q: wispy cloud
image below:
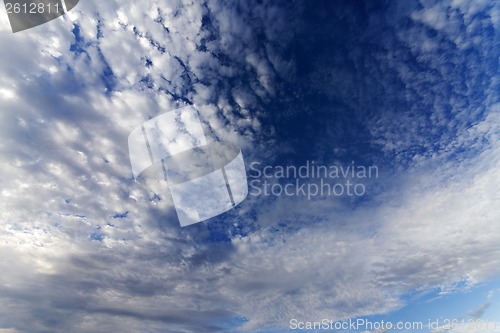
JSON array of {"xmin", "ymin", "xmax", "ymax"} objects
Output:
[{"xmin": 0, "ymin": 0, "xmax": 499, "ymax": 332}]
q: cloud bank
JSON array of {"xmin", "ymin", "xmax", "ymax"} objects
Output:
[{"xmin": 0, "ymin": 0, "xmax": 498, "ymax": 332}]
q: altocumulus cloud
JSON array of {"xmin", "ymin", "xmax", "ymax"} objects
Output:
[{"xmin": 0, "ymin": 0, "xmax": 499, "ymax": 332}]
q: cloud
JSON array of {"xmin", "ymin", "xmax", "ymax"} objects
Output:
[
  {"xmin": 365, "ymin": 0, "xmax": 499, "ymax": 168},
  {"xmin": 0, "ymin": 0, "xmax": 294, "ymax": 331},
  {"xmin": 467, "ymin": 289, "xmax": 500, "ymax": 320},
  {"xmin": 0, "ymin": 0, "xmax": 499, "ymax": 332}
]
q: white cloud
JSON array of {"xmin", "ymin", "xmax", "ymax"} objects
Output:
[{"xmin": 0, "ymin": 0, "xmax": 499, "ymax": 332}]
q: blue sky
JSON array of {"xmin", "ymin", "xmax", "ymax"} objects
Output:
[{"xmin": 0, "ymin": 0, "xmax": 499, "ymax": 332}]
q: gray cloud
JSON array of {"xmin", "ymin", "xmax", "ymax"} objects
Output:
[{"xmin": 0, "ymin": 0, "xmax": 499, "ymax": 332}]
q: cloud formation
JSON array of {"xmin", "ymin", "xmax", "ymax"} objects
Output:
[{"xmin": 0, "ymin": 0, "xmax": 499, "ymax": 332}]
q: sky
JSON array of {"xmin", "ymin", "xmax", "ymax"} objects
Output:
[{"xmin": 0, "ymin": 0, "xmax": 499, "ymax": 332}]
